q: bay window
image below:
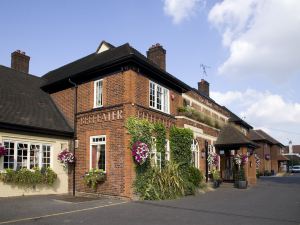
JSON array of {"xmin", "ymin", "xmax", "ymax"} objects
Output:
[
  {"xmin": 149, "ymin": 81, "xmax": 169, "ymax": 113},
  {"xmin": 3, "ymin": 141, "xmax": 52, "ymax": 170}
]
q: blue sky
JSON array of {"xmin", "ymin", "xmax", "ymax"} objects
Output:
[{"xmin": 1, "ymin": 0, "xmax": 299, "ymax": 144}]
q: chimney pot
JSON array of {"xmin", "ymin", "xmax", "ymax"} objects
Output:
[
  {"xmin": 147, "ymin": 43, "xmax": 166, "ymax": 70},
  {"xmin": 11, "ymin": 50, "xmax": 30, "ymax": 74},
  {"xmin": 198, "ymin": 79, "xmax": 210, "ymax": 97}
]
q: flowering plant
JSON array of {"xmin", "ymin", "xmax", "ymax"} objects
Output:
[
  {"xmin": 255, "ymin": 154, "xmax": 261, "ymax": 169},
  {"xmin": 265, "ymin": 154, "xmax": 270, "ymax": 160},
  {"xmin": 0, "ymin": 143, "xmax": 7, "ymax": 157},
  {"xmin": 207, "ymin": 152, "xmax": 219, "ymax": 166},
  {"xmin": 57, "ymin": 149, "xmax": 75, "ymax": 167},
  {"xmin": 132, "ymin": 141, "xmax": 150, "ymax": 165},
  {"xmin": 234, "ymin": 154, "xmax": 248, "ymax": 166}
]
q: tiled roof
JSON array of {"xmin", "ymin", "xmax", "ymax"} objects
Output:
[
  {"xmin": 0, "ymin": 65, "xmax": 73, "ymax": 136},
  {"xmin": 215, "ymin": 124, "xmax": 258, "ymax": 149},
  {"xmin": 42, "ymin": 42, "xmax": 191, "ymax": 93},
  {"xmin": 250, "ymin": 129, "xmax": 283, "ymax": 146}
]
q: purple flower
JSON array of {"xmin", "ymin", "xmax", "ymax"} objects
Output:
[{"xmin": 0, "ymin": 144, "xmax": 7, "ymax": 157}]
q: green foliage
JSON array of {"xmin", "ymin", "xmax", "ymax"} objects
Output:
[
  {"xmin": 170, "ymin": 126, "xmax": 193, "ymax": 171},
  {"xmin": 187, "ymin": 166, "xmax": 204, "ymax": 187},
  {"xmin": 135, "ymin": 162, "xmax": 185, "ymax": 200},
  {"xmin": 84, "ymin": 169, "xmax": 106, "ymax": 190},
  {"xmin": 211, "ymin": 169, "xmax": 221, "ymax": 181},
  {"xmin": 153, "ymin": 122, "xmax": 167, "ymax": 168},
  {"xmin": 125, "ymin": 117, "xmax": 153, "ymax": 174},
  {"xmin": 238, "ymin": 167, "xmax": 246, "ymax": 181},
  {"xmin": 177, "ymin": 106, "xmax": 223, "ymax": 129},
  {"xmin": 0, "ymin": 167, "xmax": 57, "ymax": 187}
]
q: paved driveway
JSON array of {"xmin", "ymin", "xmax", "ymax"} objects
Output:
[{"xmin": 0, "ymin": 174, "xmax": 299, "ymax": 225}]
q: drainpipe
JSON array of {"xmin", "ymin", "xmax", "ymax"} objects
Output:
[
  {"xmin": 205, "ymin": 140, "xmax": 209, "ymax": 183},
  {"xmin": 68, "ymin": 78, "xmax": 78, "ymax": 196}
]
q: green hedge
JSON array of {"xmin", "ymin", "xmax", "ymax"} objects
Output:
[{"xmin": 0, "ymin": 167, "xmax": 57, "ymax": 187}]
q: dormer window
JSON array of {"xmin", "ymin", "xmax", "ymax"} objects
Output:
[
  {"xmin": 149, "ymin": 81, "xmax": 169, "ymax": 114},
  {"xmin": 94, "ymin": 79, "xmax": 103, "ymax": 108}
]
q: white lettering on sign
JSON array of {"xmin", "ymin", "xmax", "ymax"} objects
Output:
[
  {"xmin": 137, "ymin": 110, "xmax": 173, "ymax": 128},
  {"xmin": 79, "ymin": 110, "xmax": 123, "ymax": 125}
]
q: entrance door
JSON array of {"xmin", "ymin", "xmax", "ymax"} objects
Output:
[{"xmin": 220, "ymin": 150, "xmax": 236, "ymax": 182}]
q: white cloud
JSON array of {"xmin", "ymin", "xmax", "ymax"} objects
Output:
[
  {"xmin": 163, "ymin": 0, "xmax": 204, "ymax": 24},
  {"xmin": 211, "ymin": 89, "xmax": 300, "ymax": 144},
  {"xmin": 208, "ymin": 0, "xmax": 300, "ymax": 81}
]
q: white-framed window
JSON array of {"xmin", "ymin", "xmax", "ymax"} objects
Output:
[
  {"xmin": 165, "ymin": 139, "xmax": 170, "ymax": 161},
  {"xmin": 150, "ymin": 137, "xmax": 161, "ymax": 169},
  {"xmin": 94, "ymin": 79, "xmax": 103, "ymax": 108},
  {"xmin": 3, "ymin": 140, "xmax": 52, "ymax": 170},
  {"xmin": 90, "ymin": 135, "xmax": 106, "ymax": 171},
  {"xmin": 149, "ymin": 81, "xmax": 170, "ymax": 114},
  {"xmin": 191, "ymin": 139, "xmax": 200, "ymax": 169}
]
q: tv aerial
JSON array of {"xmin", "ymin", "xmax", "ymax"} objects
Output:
[{"xmin": 200, "ymin": 64, "xmax": 210, "ymax": 76}]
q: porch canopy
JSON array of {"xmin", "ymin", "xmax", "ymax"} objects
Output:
[{"xmin": 215, "ymin": 125, "xmax": 258, "ymax": 150}]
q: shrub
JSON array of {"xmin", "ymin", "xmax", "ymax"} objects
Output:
[
  {"xmin": 211, "ymin": 169, "xmax": 221, "ymax": 181},
  {"xmin": 177, "ymin": 106, "xmax": 223, "ymax": 129},
  {"xmin": 0, "ymin": 167, "xmax": 57, "ymax": 187},
  {"xmin": 187, "ymin": 166, "xmax": 204, "ymax": 188},
  {"xmin": 135, "ymin": 162, "xmax": 185, "ymax": 200},
  {"xmin": 170, "ymin": 126, "xmax": 193, "ymax": 172}
]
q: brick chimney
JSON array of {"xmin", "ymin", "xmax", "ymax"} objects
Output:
[
  {"xmin": 11, "ymin": 50, "xmax": 30, "ymax": 74},
  {"xmin": 147, "ymin": 43, "xmax": 166, "ymax": 70},
  {"xmin": 198, "ymin": 79, "xmax": 209, "ymax": 97}
]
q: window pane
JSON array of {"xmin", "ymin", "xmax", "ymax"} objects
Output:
[
  {"xmin": 4, "ymin": 141, "xmax": 14, "ymax": 169},
  {"xmin": 150, "ymin": 82, "xmax": 155, "ymax": 107},
  {"xmin": 30, "ymin": 144, "xmax": 40, "ymax": 169},
  {"xmin": 98, "ymin": 144, "xmax": 105, "ymax": 170},
  {"xmin": 42, "ymin": 145, "xmax": 51, "ymax": 168},
  {"xmin": 95, "ymin": 80, "xmax": 103, "ymax": 107},
  {"xmin": 17, "ymin": 143, "xmax": 28, "ymax": 170},
  {"xmin": 156, "ymin": 86, "xmax": 162, "ymax": 110},
  {"xmin": 163, "ymin": 88, "xmax": 169, "ymax": 113}
]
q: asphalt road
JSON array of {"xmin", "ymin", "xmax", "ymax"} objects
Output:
[{"xmin": 0, "ymin": 174, "xmax": 299, "ymax": 225}]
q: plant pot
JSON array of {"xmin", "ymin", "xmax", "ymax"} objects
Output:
[
  {"xmin": 238, "ymin": 180, "xmax": 247, "ymax": 189},
  {"xmin": 213, "ymin": 180, "xmax": 219, "ymax": 188}
]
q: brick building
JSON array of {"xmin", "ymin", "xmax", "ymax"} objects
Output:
[
  {"xmin": 39, "ymin": 41, "xmax": 259, "ymax": 198},
  {"xmin": 249, "ymin": 130, "xmax": 289, "ymax": 174}
]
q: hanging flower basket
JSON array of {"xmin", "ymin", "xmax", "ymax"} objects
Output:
[
  {"xmin": 255, "ymin": 154, "xmax": 261, "ymax": 169},
  {"xmin": 57, "ymin": 149, "xmax": 75, "ymax": 168},
  {"xmin": 265, "ymin": 154, "xmax": 270, "ymax": 160},
  {"xmin": 234, "ymin": 154, "xmax": 248, "ymax": 166},
  {"xmin": 132, "ymin": 141, "xmax": 150, "ymax": 165},
  {"xmin": 0, "ymin": 143, "xmax": 7, "ymax": 157},
  {"xmin": 207, "ymin": 152, "xmax": 219, "ymax": 167}
]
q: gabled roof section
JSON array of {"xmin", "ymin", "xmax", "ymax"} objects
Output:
[
  {"xmin": 96, "ymin": 41, "xmax": 115, "ymax": 54},
  {"xmin": 0, "ymin": 65, "xmax": 73, "ymax": 137},
  {"xmin": 41, "ymin": 42, "xmax": 191, "ymax": 93},
  {"xmin": 215, "ymin": 124, "xmax": 258, "ymax": 149},
  {"xmin": 250, "ymin": 129, "xmax": 284, "ymax": 147}
]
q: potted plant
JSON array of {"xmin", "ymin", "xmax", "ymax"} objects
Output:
[
  {"xmin": 237, "ymin": 167, "xmax": 247, "ymax": 189},
  {"xmin": 211, "ymin": 169, "xmax": 221, "ymax": 188},
  {"xmin": 84, "ymin": 169, "xmax": 106, "ymax": 190},
  {"xmin": 234, "ymin": 154, "xmax": 248, "ymax": 189},
  {"xmin": 57, "ymin": 149, "xmax": 75, "ymax": 168}
]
